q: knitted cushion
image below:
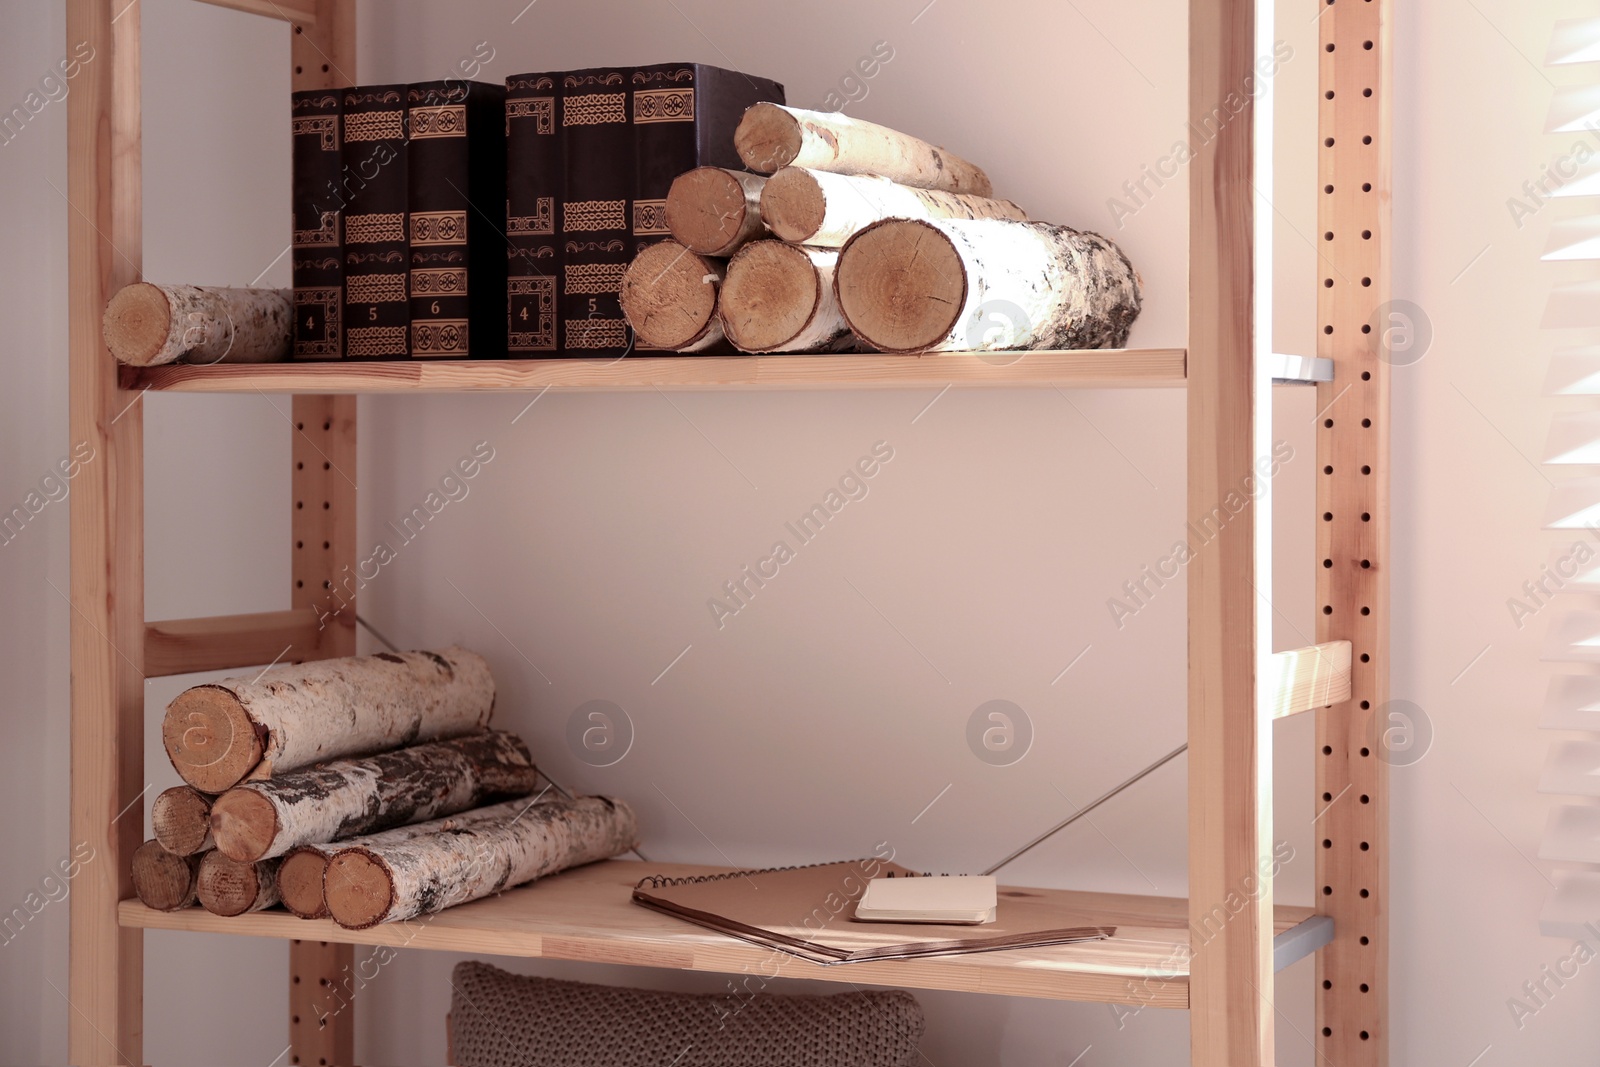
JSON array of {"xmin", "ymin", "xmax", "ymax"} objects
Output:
[{"xmin": 449, "ymin": 961, "xmax": 925, "ymax": 1067}]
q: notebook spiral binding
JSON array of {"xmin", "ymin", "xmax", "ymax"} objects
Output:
[{"xmin": 634, "ymin": 858, "xmax": 897, "ymax": 891}]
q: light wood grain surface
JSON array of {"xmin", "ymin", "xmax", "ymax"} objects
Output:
[
  {"xmin": 121, "ymin": 860, "xmax": 1317, "ymax": 1010},
  {"xmin": 130, "ymin": 349, "xmax": 1188, "ymax": 393}
]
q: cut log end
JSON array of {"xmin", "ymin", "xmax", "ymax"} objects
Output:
[
  {"xmin": 150, "ymin": 786, "xmax": 214, "ymax": 856},
  {"xmin": 665, "ymin": 168, "xmax": 754, "ymax": 255},
  {"xmin": 277, "ymin": 847, "xmax": 330, "ymax": 920},
  {"xmin": 196, "ymin": 851, "xmax": 277, "ymax": 917},
  {"xmin": 101, "ymin": 283, "xmax": 172, "ymax": 367},
  {"xmin": 210, "ymin": 787, "xmax": 281, "ymax": 863},
  {"xmin": 162, "ymin": 685, "xmax": 264, "ymax": 794},
  {"xmin": 733, "ymin": 102, "xmax": 801, "ymax": 174},
  {"xmin": 758, "ymin": 167, "xmax": 826, "ymax": 245},
  {"xmin": 835, "ymin": 219, "xmax": 966, "ymax": 352},
  {"xmin": 131, "ymin": 840, "xmax": 200, "ymax": 912},
  {"xmin": 620, "ymin": 241, "xmax": 722, "ymax": 350},
  {"xmin": 720, "ymin": 242, "xmax": 826, "ymax": 353},
  {"xmin": 324, "ymin": 848, "xmax": 394, "ymax": 930}
]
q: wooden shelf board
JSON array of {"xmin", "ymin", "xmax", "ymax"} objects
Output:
[
  {"xmin": 119, "ymin": 859, "xmax": 1314, "ymax": 1008},
  {"xmin": 126, "ymin": 349, "xmax": 1188, "ymax": 394}
]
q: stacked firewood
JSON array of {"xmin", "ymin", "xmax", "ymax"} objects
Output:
[
  {"xmin": 620, "ymin": 102, "xmax": 1142, "ymax": 356},
  {"xmin": 130, "ymin": 646, "xmax": 639, "ymax": 929}
]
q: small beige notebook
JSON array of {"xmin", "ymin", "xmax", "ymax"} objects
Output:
[
  {"xmin": 855, "ymin": 875, "xmax": 998, "ymax": 924},
  {"xmin": 632, "ymin": 860, "xmax": 1112, "ymax": 965}
]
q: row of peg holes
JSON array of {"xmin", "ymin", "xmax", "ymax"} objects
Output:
[
  {"xmin": 293, "ymin": 420, "xmax": 334, "ymax": 590},
  {"xmin": 289, "ymin": 940, "xmax": 335, "ymax": 1066},
  {"xmin": 1320, "ymin": 3, "xmax": 1381, "ymax": 1047}
]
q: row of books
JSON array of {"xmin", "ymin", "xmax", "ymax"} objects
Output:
[{"xmin": 290, "ymin": 64, "xmax": 783, "ymax": 361}]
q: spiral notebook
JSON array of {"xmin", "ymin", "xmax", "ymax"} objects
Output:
[{"xmin": 631, "ymin": 859, "xmax": 1114, "ymax": 965}]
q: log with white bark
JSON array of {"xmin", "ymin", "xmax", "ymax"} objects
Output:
[
  {"xmin": 196, "ymin": 852, "xmax": 282, "ymax": 916},
  {"xmin": 151, "ymin": 786, "xmax": 214, "ymax": 856},
  {"xmin": 734, "ymin": 103, "xmax": 993, "ymax": 197},
  {"xmin": 718, "ymin": 241, "xmax": 852, "ymax": 354},
  {"xmin": 665, "ymin": 167, "xmax": 768, "ymax": 256},
  {"xmin": 277, "ymin": 845, "xmax": 331, "ymax": 919},
  {"xmin": 161, "ymin": 646, "xmax": 495, "ymax": 794},
  {"xmin": 131, "ymin": 840, "xmax": 201, "ymax": 912},
  {"xmin": 102, "ymin": 282, "xmax": 292, "ymax": 367},
  {"xmin": 210, "ymin": 730, "xmax": 540, "ymax": 862},
  {"xmin": 760, "ymin": 166, "xmax": 1028, "ymax": 248},
  {"xmin": 323, "ymin": 795, "xmax": 639, "ymax": 929},
  {"xmin": 619, "ymin": 241, "xmax": 728, "ymax": 353},
  {"xmin": 834, "ymin": 218, "xmax": 1142, "ymax": 353}
]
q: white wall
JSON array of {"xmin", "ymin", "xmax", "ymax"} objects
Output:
[{"xmin": 0, "ymin": 0, "xmax": 1589, "ymax": 1063}]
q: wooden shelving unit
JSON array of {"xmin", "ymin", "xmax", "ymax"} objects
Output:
[{"xmin": 65, "ymin": 0, "xmax": 1392, "ymax": 1063}]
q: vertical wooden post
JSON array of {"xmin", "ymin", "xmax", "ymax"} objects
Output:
[
  {"xmin": 289, "ymin": 4, "xmax": 358, "ymax": 1065},
  {"xmin": 67, "ymin": 0, "xmax": 144, "ymax": 1063},
  {"xmin": 1315, "ymin": 0, "xmax": 1391, "ymax": 1061},
  {"xmin": 1188, "ymin": 0, "xmax": 1275, "ymax": 1062}
]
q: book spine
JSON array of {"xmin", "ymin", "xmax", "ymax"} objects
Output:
[
  {"xmin": 560, "ymin": 68, "xmax": 633, "ymax": 357},
  {"xmin": 405, "ymin": 81, "xmax": 506, "ymax": 359},
  {"xmin": 466, "ymin": 85, "xmax": 508, "ymax": 357},
  {"xmin": 505, "ymin": 72, "xmax": 561, "ymax": 354},
  {"xmin": 342, "ymin": 85, "xmax": 410, "ymax": 360},
  {"xmin": 290, "ymin": 89, "xmax": 344, "ymax": 360},
  {"xmin": 629, "ymin": 64, "xmax": 699, "ymax": 352}
]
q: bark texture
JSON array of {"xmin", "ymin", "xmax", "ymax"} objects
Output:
[
  {"xmin": 151, "ymin": 786, "xmax": 214, "ymax": 855},
  {"xmin": 719, "ymin": 242, "xmax": 851, "ymax": 354},
  {"xmin": 665, "ymin": 167, "xmax": 768, "ymax": 256},
  {"xmin": 619, "ymin": 241, "xmax": 727, "ymax": 353},
  {"xmin": 102, "ymin": 282, "xmax": 292, "ymax": 367},
  {"xmin": 760, "ymin": 166, "xmax": 1028, "ymax": 247},
  {"xmin": 162, "ymin": 646, "xmax": 495, "ymax": 794},
  {"xmin": 835, "ymin": 218, "xmax": 1142, "ymax": 353},
  {"xmin": 734, "ymin": 103, "xmax": 993, "ymax": 196},
  {"xmin": 131, "ymin": 840, "xmax": 201, "ymax": 912},
  {"xmin": 210, "ymin": 730, "xmax": 539, "ymax": 862},
  {"xmin": 323, "ymin": 795, "xmax": 638, "ymax": 929},
  {"xmin": 196, "ymin": 852, "xmax": 282, "ymax": 916}
]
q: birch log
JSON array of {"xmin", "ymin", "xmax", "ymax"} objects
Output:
[
  {"xmin": 835, "ymin": 218, "xmax": 1143, "ymax": 353},
  {"xmin": 210, "ymin": 730, "xmax": 540, "ymax": 862},
  {"xmin": 719, "ymin": 242, "xmax": 851, "ymax": 354},
  {"xmin": 734, "ymin": 103, "xmax": 993, "ymax": 197},
  {"xmin": 277, "ymin": 845, "xmax": 331, "ymax": 919},
  {"xmin": 151, "ymin": 786, "xmax": 214, "ymax": 855},
  {"xmin": 280, "ymin": 813, "xmax": 475, "ymax": 919},
  {"xmin": 619, "ymin": 241, "xmax": 727, "ymax": 353},
  {"xmin": 162, "ymin": 646, "xmax": 495, "ymax": 794},
  {"xmin": 196, "ymin": 852, "xmax": 282, "ymax": 916},
  {"xmin": 102, "ymin": 282, "xmax": 292, "ymax": 367},
  {"xmin": 665, "ymin": 167, "xmax": 768, "ymax": 256},
  {"xmin": 323, "ymin": 795, "xmax": 639, "ymax": 929},
  {"xmin": 131, "ymin": 840, "xmax": 201, "ymax": 912},
  {"xmin": 760, "ymin": 167, "xmax": 1028, "ymax": 247}
]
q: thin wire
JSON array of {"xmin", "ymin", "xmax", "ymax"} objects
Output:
[
  {"xmin": 982, "ymin": 743, "xmax": 1187, "ymax": 876},
  {"xmin": 356, "ymin": 613, "xmax": 649, "ymax": 862},
  {"xmin": 355, "ymin": 613, "xmax": 402, "ymax": 654}
]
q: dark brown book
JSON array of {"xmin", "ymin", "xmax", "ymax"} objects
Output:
[
  {"xmin": 342, "ymin": 84, "xmax": 409, "ymax": 359},
  {"xmin": 405, "ymin": 80, "xmax": 506, "ymax": 359},
  {"xmin": 505, "ymin": 71, "xmax": 561, "ymax": 354},
  {"xmin": 629, "ymin": 62, "xmax": 783, "ymax": 243},
  {"xmin": 560, "ymin": 67, "xmax": 633, "ymax": 357},
  {"xmin": 290, "ymin": 89, "xmax": 343, "ymax": 360}
]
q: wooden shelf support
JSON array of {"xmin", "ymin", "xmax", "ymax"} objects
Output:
[
  {"xmin": 144, "ymin": 608, "xmax": 326, "ymax": 678},
  {"xmin": 1269, "ymin": 641, "xmax": 1354, "ymax": 719}
]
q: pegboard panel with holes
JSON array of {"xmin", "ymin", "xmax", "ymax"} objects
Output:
[
  {"xmin": 289, "ymin": 939, "xmax": 356, "ymax": 1067},
  {"xmin": 1315, "ymin": 0, "xmax": 1391, "ymax": 1063},
  {"xmin": 288, "ymin": 11, "xmax": 359, "ymax": 1057}
]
